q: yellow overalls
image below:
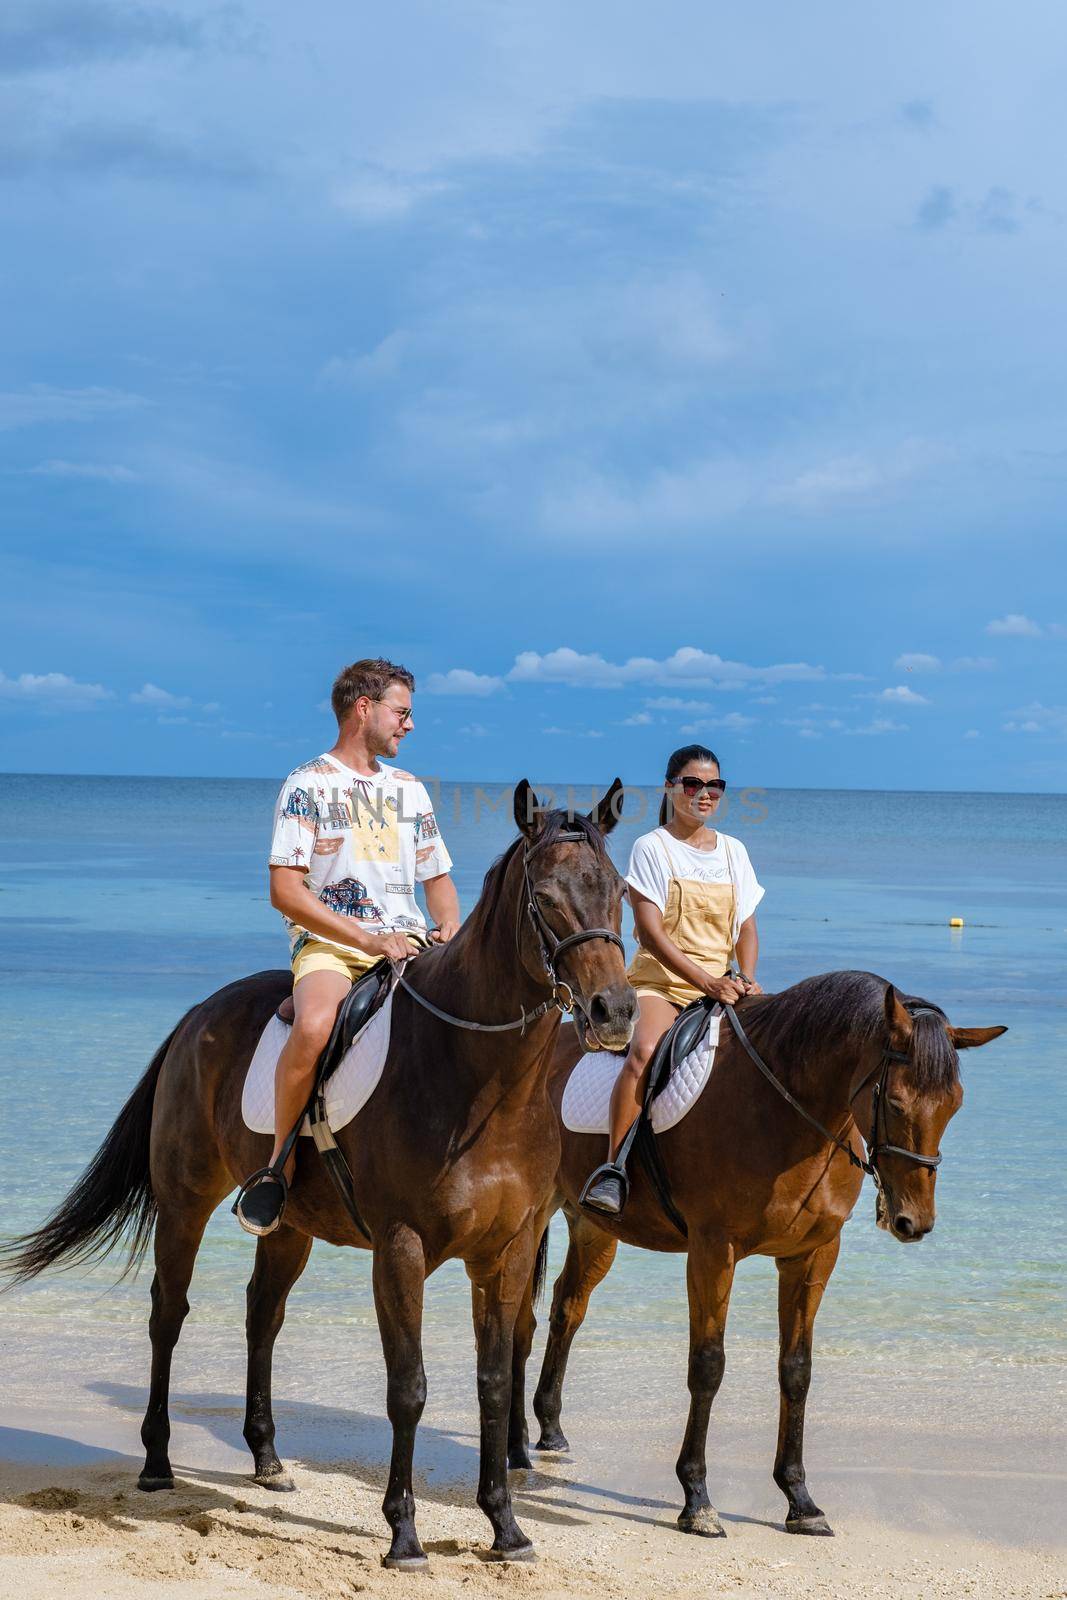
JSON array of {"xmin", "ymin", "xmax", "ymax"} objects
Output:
[{"xmin": 627, "ymin": 877, "xmax": 736, "ymax": 1008}]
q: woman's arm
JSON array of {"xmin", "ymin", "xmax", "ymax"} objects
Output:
[
  {"xmin": 735, "ymin": 913, "xmax": 762, "ymax": 993},
  {"xmin": 631, "ymin": 889, "xmax": 745, "ymax": 1003}
]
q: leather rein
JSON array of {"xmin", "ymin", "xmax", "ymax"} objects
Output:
[
  {"xmin": 722, "ymin": 1001, "xmax": 945, "ymax": 1185},
  {"xmin": 391, "ymin": 830, "xmax": 624, "ymax": 1035}
]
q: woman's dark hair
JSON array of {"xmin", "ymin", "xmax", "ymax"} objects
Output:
[{"xmin": 659, "ymin": 743, "xmax": 719, "ymax": 826}]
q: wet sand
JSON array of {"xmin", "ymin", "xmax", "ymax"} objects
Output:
[{"xmin": 1, "ymin": 1307, "xmax": 1063, "ymax": 1599}]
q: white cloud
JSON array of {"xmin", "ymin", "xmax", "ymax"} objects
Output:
[
  {"xmin": 963, "ymin": 729, "xmax": 981, "ymax": 739},
  {"xmin": 424, "ymin": 667, "xmax": 505, "ymax": 697},
  {"xmin": 894, "ymin": 652, "xmax": 941, "ymax": 673},
  {"xmin": 541, "ymin": 725, "xmax": 604, "ymax": 738},
  {"xmin": 541, "ymin": 457, "xmax": 750, "ymax": 535},
  {"xmin": 986, "ymin": 613, "xmax": 1042, "ymax": 637},
  {"xmin": 0, "ymin": 669, "xmax": 112, "ymax": 708},
  {"xmin": 876, "ymin": 685, "xmax": 930, "ymax": 705},
  {"xmin": 1002, "ymin": 702, "xmax": 1067, "ymax": 737},
  {"xmin": 28, "ymin": 459, "xmax": 139, "ymax": 482},
  {"xmin": 621, "ymin": 711, "xmax": 653, "ymax": 725},
  {"xmin": 767, "ymin": 442, "xmax": 941, "ymax": 512},
  {"xmin": 131, "ymin": 682, "xmax": 192, "ymax": 709},
  {"xmin": 643, "ymin": 696, "xmax": 715, "ymax": 713},
  {"xmin": 333, "ymin": 171, "xmax": 448, "ymax": 222},
  {"xmin": 679, "ymin": 712, "xmax": 756, "ymax": 734},
  {"xmin": 951, "ymin": 656, "xmax": 996, "ymax": 672},
  {"xmin": 0, "ymin": 385, "xmax": 147, "ymax": 430},
  {"xmin": 319, "ymin": 331, "xmax": 412, "ymax": 387},
  {"xmin": 459, "ymin": 722, "xmax": 489, "ymax": 737},
  {"xmin": 846, "ymin": 717, "xmax": 908, "ymax": 736},
  {"xmin": 507, "ymin": 646, "xmax": 824, "ymax": 690}
]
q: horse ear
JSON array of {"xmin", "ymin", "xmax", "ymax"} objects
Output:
[
  {"xmin": 883, "ymin": 983, "xmax": 913, "ymax": 1049},
  {"xmin": 950, "ymin": 1025, "xmax": 1008, "ymax": 1049},
  {"xmin": 513, "ymin": 779, "xmax": 542, "ymax": 840},
  {"xmin": 588, "ymin": 777, "xmax": 625, "ymax": 835}
]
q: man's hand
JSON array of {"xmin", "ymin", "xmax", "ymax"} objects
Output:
[
  {"xmin": 365, "ymin": 930, "xmax": 416, "ymax": 963},
  {"xmin": 429, "ymin": 920, "xmax": 460, "ymax": 944},
  {"xmin": 739, "ymin": 976, "xmax": 763, "ymax": 995}
]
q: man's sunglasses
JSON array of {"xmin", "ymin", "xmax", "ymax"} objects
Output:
[
  {"xmin": 671, "ymin": 776, "xmax": 727, "ymax": 797},
  {"xmin": 375, "ymin": 699, "xmax": 414, "ymax": 727}
]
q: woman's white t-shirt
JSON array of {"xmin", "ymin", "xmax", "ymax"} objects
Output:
[{"xmin": 625, "ymin": 827, "xmax": 764, "ymax": 940}]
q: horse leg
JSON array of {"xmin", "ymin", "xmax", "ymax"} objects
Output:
[
  {"xmin": 243, "ymin": 1224, "xmax": 314, "ymax": 1490},
  {"xmin": 372, "ymin": 1226, "xmax": 429, "ymax": 1570},
  {"xmin": 469, "ymin": 1238, "xmax": 538, "ymax": 1559},
  {"xmin": 507, "ymin": 1262, "xmax": 536, "ymax": 1471},
  {"xmin": 138, "ymin": 1196, "xmax": 218, "ymax": 1489},
  {"xmin": 675, "ymin": 1231, "xmax": 736, "ymax": 1537},
  {"xmin": 773, "ymin": 1236, "xmax": 840, "ymax": 1536},
  {"xmin": 532, "ymin": 1206, "xmax": 618, "ymax": 1452}
]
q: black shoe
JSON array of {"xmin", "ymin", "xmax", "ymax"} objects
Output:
[
  {"xmin": 233, "ymin": 1168, "xmax": 288, "ymax": 1237},
  {"xmin": 579, "ymin": 1162, "xmax": 629, "ymax": 1217}
]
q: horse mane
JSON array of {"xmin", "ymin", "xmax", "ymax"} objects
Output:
[
  {"xmin": 739, "ymin": 970, "xmax": 958, "ymax": 1092},
  {"xmin": 462, "ymin": 809, "xmax": 610, "ymax": 947}
]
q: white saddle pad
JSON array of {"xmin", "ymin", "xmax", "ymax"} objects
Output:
[
  {"xmin": 561, "ymin": 1013, "xmax": 721, "ymax": 1136},
  {"xmin": 241, "ymin": 992, "xmax": 394, "ymax": 1136}
]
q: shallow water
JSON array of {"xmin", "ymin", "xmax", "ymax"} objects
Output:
[{"xmin": 2, "ymin": 775, "xmax": 1064, "ymax": 1374}]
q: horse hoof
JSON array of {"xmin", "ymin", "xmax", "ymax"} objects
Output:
[
  {"xmin": 381, "ymin": 1552, "xmax": 429, "ymax": 1571},
  {"xmin": 508, "ymin": 1449, "xmax": 533, "ymax": 1471},
  {"xmin": 786, "ymin": 1514, "xmax": 834, "ymax": 1537},
  {"xmin": 254, "ymin": 1471, "xmax": 296, "ymax": 1492},
  {"xmin": 487, "ymin": 1540, "xmax": 536, "ymax": 1563},
  {"xmin": 533, "ymin": 1432, "xmax": 569, "ymax": 1453},
  {"xmin": 137, "ymin": 1474, "xmax": 175, "ymax": 1492},
  {"xmin": 678, "ymin": 1508, "xmax": 726, "ymax": 1538}
]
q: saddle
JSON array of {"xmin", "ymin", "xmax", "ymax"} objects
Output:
[
  {"xmin": 646, "ymin": 997, "xmax": 718, "ymax": 1105},
  {"xmin": 276, "ymin": 959, "xmax": 393, "ymax": 1084}
]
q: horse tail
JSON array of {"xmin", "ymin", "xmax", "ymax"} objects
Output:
[
  {"xmin": 532, "ymin": 1223, "xmax": 550, "ymax": 1309},
  {"xmin": 1, "ymin": 1011, "xmax": 192, "ymax": 1286}
]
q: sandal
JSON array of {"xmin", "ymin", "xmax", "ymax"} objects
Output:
[{"xmin": 232, "ymin": 1166, "xmax": 289, "ymax": 1237}]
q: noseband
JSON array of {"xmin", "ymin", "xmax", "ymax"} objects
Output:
[
  {"xmin": 723, "ymin": 999, "xmax": 945, "ymax": 1185},
  {"xmin": 392, "ymin": 829, "xmax": 623, "ymax": 1035}
]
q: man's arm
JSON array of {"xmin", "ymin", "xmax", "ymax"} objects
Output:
[
  {"xmin": 269, "ymin": 866, "xmax": 412, "ymax": 961},
  {"xmin": 423, "ymin": 872, "xmax": 460, "ymax": 942}
]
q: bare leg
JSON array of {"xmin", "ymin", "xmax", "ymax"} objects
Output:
[
  {"xmin": 533, "ymin": 1206, "xmax": 618, "ymax": 1452},
  {"xmin": 675, "ymin": 1230, "xmax": 736, "ymax": 1537},
  {"xmin": 373, "ymin": 1225, "xmax": 429, "ymax": 1570},
  {"xmin": 606, "ymin": 993, "xmax": 679, "ymax": 1159},
  {"xmin": 139, "ymin": 1196, "xmax": 220, "ymax": 1489},
  {"xmin": 469, "ymin": 1238, "xmax": 538, "ymax": 1558},
  {"xmin": 269, "ymin": 969, "xmax": 350, "ymax": 1178},
  {"xmin": 773, "ymin": 1237, "xmax": 840, "ymax": 1536},
  {"xmin": 243, "ymin": 1225, "xmax": 314, "ymax": 1489}
]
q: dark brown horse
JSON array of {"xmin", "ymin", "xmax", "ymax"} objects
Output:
[
  {"xmin": 511, "ymin": 972, "xmax": 1005, "ymax": 1536},
  {"xmin": 3, "ymin": 781, "xmax": 636, "ymax": 1568}
]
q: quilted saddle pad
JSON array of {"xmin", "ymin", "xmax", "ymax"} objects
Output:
[
  {"xmin": 561, "ymin": 1012, "xmax": 721, "ymax": 1136},
  {"xmin": 241, "ymin": 991, "xmax": 394, "ymax": 1136}
]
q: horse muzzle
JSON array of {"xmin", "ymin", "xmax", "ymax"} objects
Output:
[{"xmin": 576, "ymin": 983, "xmax": 637, "ymax": 1053}]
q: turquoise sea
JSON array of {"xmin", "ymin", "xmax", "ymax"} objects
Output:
[{"xmin": 2, "ymin": 774, "xmax": 1065, "ymax": 1376}]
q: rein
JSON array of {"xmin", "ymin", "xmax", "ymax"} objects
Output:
[
  {"xmin": 393, "ymin": 830, "xmax": 624, "ymax": 1035},
  {"xmin": 722, "ymin": 1001, "xmax": 945, "ymax": 1184}
]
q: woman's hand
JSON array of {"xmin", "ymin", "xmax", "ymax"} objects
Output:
[{"xmin": 700, "ymin": 973, "xmax": 746, "ymax": 1004}]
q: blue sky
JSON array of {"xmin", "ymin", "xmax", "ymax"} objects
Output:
[{"xmin": 1, "ymin": 1, "xmax": 1065, "ymax": 791}]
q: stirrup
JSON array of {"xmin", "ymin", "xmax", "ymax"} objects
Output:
[
  {"xmin": 232, "ymin": 1165, "xmax": 289, "ymax": 1237},
  {"xmin": 579, "ymin": 1161, "xmax": 629, "ymax": 1218}
]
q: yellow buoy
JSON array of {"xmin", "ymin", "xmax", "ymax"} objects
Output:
[{"xmin": 949, "ymin": 917, "xmax": 964, "ymax": 928}]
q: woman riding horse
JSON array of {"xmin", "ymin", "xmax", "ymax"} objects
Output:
[{"xmin": 582, "ymin": 743, "xmax": 764, "ymax": 1216}]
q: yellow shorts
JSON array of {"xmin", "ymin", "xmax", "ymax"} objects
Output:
[{"xmin": 291, "ymin": 935, "xmax": 423, "ymax": 986}]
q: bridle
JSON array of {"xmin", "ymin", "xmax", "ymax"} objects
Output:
[
  {"xmin": 723, "ymin": 999, "xmax": 945, "ymax": 1186},
  {"xmin": 391, "ymin": 829, "xmax": 624, "ymax": 1035}
]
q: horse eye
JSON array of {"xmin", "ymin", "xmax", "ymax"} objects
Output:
[{"xmin": 887, "ymin": 1097, "xmax": 906, "ymax": 1115}]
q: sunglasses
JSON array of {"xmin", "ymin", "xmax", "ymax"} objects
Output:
[
  {"xmin": 671, "ymin": 776, "xmax": 727, "ymax": 797},
  {"xmin": 375, "ymin": 699, "xmax": 414, "ymax": 727}
]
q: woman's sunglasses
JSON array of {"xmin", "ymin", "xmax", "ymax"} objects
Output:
[{"xmin": 671, "ymin": 776, "xmax": 727, "ymax": 797}]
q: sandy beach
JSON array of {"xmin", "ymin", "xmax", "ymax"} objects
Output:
[{"xmin": 2, "ymin": 1300, "xmax": 1063, "ymax": 1600}]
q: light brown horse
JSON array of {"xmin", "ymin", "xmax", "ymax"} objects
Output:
[
  {"xmin": 3, "ymin": 781, "xmax": 636, "ymax": 1568},
  {"xmin": 511, "ymin": 972, "xmax": 1005, "ymax": 1536}
]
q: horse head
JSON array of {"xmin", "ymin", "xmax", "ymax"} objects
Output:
[
  {"xmin": 512, "ymin": 777, "xmax": 636, "ymax": 1052},
  {"xmin": 857, "ymin": 984, "xmax": 1006, "ymax": 1242}
]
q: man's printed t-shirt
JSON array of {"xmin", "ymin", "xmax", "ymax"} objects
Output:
[{"xmin": 269, "ymin": 754, "xmax": 453, "ymax": 956}]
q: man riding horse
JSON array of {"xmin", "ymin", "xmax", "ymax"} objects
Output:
[{"xmin": 234, "ymin": 656, "xmax": 460, "ymax": 1236}]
